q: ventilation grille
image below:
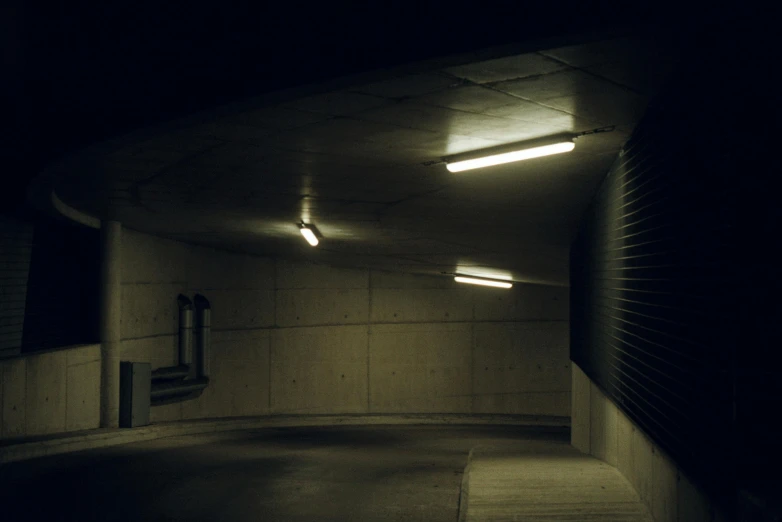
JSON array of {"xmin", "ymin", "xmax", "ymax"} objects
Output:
[
  {"xmin": 570, "ymin": 95, "xmax": 738, "ymax": 495},
  {"xmin": 0, "ymin": 217, "xmax": 34, "ymax": 358}
]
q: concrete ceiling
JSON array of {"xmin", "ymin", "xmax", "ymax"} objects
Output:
[{"xmin": 41, "ymin": 34, "xmax": 675, "ymax": 286}]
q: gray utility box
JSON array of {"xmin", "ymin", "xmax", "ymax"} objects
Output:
[{"xmin": 119, "ymin": 361, "xmax": 151, "ymax": 428}]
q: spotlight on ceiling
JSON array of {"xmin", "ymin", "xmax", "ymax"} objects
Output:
[
  {"xmin": 444, "ymin": 136, "xmax": 575, "ymax": 173},
  {"xmin": 299, "ymin": 223, "xmax": 320, "ymax": 247},
  {"xmin": 454, "ymin": 276, "xmax": 513, "ymax": 289}
]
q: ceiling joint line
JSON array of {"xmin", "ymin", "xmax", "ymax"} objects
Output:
[{"xmin": 536, "ymin": 52, "xmax": 648, "ymax": 96}]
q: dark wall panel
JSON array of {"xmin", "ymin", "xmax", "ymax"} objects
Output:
[
  {"xmin": 571, "ymin": 29, "xmax": 779, "ymax": 504},
  {"xmin": 0, "ymin": 217, "xmax": 34, "ymax": 358}
]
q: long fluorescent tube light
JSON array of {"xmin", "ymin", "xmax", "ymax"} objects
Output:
[
  {"xmin": 299, "ymin": 224, "xmax": 319, "ymax": 246},
  {"xmin": 446, "ymin": 141, "xmax": 575, "ymax": 172},
  {"xmin": 454, "ymin": 276, "xmax": 513, "ymax": 289}
]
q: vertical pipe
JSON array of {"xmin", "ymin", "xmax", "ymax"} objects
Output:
[
  {"xmin": 194, "ymin": 294, "xmax": 210, "ymax": 378},
  {"xmin": 99, "ymin": 220, "xmax": 122, "ymax": 428},
  {"xmin": 199, "ymin": 307, "xmax": 210, "ymax": 378},
  {"xmin": 177, "ymin": 295, "xmax": 193, "ymax": 368}
]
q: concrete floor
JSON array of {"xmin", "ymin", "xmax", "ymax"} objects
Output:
[{"xmin": 0, "ymin": 425, "xmax": 648, "ymax": 521}]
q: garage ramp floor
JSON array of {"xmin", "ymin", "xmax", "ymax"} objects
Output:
[{"xmin": 0, "ymin": 425, "xmax": 651, "ymax": 521}]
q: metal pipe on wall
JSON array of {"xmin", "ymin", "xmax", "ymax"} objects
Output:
[
  {"xmin": 150, "ymin": 295, "xmax": 193, "ymax": 384},
  {"xmin": 148, "ymin": 294, "xmax": 210, "ymax": 405},
  {"xmin": 178, "ymin": 295, "xmax": 193, "ymax": 368},
  {"xmin": 149, "ymin": 294, "xmax": 210, "ymax": 405},
  {"xmin": 150, "ymin": 364, "xmax": 190, "ymax": 381},
  {"xmin": 151, "ymin": 390, "xmax": 206, "ymax": 406},
  {"xmin": 150, "ymin": 376, "xmax": 209, "ymax": 401},
  {"xmin": 194, "ymin": 294, "xmax": 211, "ymax": 379}
]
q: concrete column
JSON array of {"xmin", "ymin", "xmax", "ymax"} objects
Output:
[{"xmin": 99, "ymin": 220, "xmax": 122, "ymax": 428}]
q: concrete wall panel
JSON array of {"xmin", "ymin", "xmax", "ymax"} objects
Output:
[
  {"xmin": 616, "ymin": 406, "xmax": 634, "ymax": 480},
  {"xmin": 1, "ymin": 358, "xmax": 26, "ymax": 437},
  {"xmin": 65, "ymin": 359, "xmax": 101, "ymax": 431},
  {"xmin": 67, "ymin": 344, "xmax": 101, "ymax": 365},
  {"xmin": 150, "ymin": 402, "xmax": 182, "ymax": 423},
  {"xmin": 473, "ymin": 323, "xmax": 569, "ymax": 415},
  {"xmin": 120, "ymin": 336, "xmax": 178, "ymax": 371},
  {"xmin": 473, "ymin": 284, "xmax": 569, "ymax": 321},
  {"xmin": 271, "ymin": 326, "xmax": 368, "ymax": 414},
  {"xmin": 188, "ymin": 246, "xmax": 274, "ymax": 290},
  {"xmin": 65, "ymin": 345, "xmax": 101, "ymax": 432},
  {"xmin": 571, "ymin": 364, "xmax": 591, "ymax": 453},
  {"xmin": 371, "ymin": 288, "xmax": 474, "ymax": 323},
  {"xmin": 588, "ymin": 384, "xmax": 619, "ymax": 465},
  {"xmin": 25, "ymin": 351, "xmax": 67, "ymax": 436},
  {"xmin": 632, "ymin": 426, "xmax": 655, "ymax": 510},
  {"xmin": 121, "ymin": 283, "xmax": 184, "ymax": 339},
  {"xmin": 473, "ymin": 324, "xmax": 526, "ymax": 397},
  {"xmin": 122, "ymin": 229, "xmax": 190, "ymax": 284},
  {"xmin": 0, "ymin": 345, "xmax": 101, "ymax": 440},
  {"xmin": 472, "ymin": 390, "xmax": 570, "ymax": 415},
  {"xmin": 369, "ymin": 323, "xmax": 471, "ymax": 412},
  {"xmin": 589, "ymin": 381, "xmax": 607, "ymax": 462},
  {"xmin": 276, "ymin": 289, "xmax": 369, "ymax": 327},
  {"xmin": 603, "ymin": 395, "xmax": 618, "ymax": 466},
  {"xmin": 183, "ymin": 329, "xmax": 270, "ymax": 419},
  {"xmin": 276, "ymin": 261, "xmax": 367, "ymax": 289},
  {"xmin": 206, "ymin": 289, "xmax": 275, "ymax": 329},
  {"xmin": 651, "ymin": 448, "xmax": 678, "ymax": 522},
  {"xmin": 370, "ymin": 271, "xmax": 451, "ymax": 289},
  {"xmin": 474, "ymin": 323, "xmax": 570, "ymax": 393}
]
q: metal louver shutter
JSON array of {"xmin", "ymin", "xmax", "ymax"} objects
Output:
[{"xmin": 0, "ymin": 217, "xmax": 34, "ymax": 358}]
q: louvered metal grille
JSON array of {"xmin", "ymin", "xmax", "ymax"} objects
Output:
[
  {"xmin": 0, "ymin": 217, "xmax": 34, "ymax": 358},
  {"xmin": 570, "ymin": 91, "xmax": 740, "ymax": 496}
]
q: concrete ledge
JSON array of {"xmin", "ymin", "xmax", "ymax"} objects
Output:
[
  {"xmin": 0, "ymin": 413, "xmax": 569, "ymax": 464},
  {"xmin": 456, "ymin": 440, "xmax": 652, "ymax": 521},
  {"xmin": 457, "ymin": 447, "xmax": 478, "ymax": 522},
  {"xmin": 457, "ymin": 441, "xmax": 573, "ymax": 522}
]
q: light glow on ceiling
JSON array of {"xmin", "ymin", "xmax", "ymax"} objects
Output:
[
  {"xmin": 454, "ymin": 276, "xmax": 513, "ymax": 289},
  {"xmin": 446, "ymin": 141, "xmax": 575, "ymax": 172},
  {"xmin": 299, "ymin": 224, "xmax": 319, "ymax": 246},
  {"xmin": 455, "ymin": 264, "xmax": 513, "ymax": 282}
]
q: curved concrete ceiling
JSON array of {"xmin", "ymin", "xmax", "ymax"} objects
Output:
[{"xmin": 39, "ymin": 34, "xmax": 674, "ymax": 286}]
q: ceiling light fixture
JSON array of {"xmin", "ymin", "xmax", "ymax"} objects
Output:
[
  {"xmin": 299, "ymin": 223, "xmax": 320, "ymax": 247},
  {"xmin": 454, "ymin": 276, "xmax": 513, "ymax": 289},
  {"xmin": 445, "ymin": 139, "xmax": 575, "ymax": 173}
]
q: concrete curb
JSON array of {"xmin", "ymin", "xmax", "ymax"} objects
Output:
[
  {"xmin": 457, "ymin": 446, "xmax": 478, "ymax": 522},
  {"xmin": 0, "ymin": 414, "xmax": 569, "ymax": 464}
]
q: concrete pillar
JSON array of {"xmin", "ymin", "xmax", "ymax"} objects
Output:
[{"xmin": 99, "ymin": 220, "xmax": 122, "ymax": 428}]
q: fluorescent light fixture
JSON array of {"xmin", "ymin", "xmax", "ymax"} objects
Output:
[
  {"xmin": 445, "ymin": 140, "xmax": 575, "ymax": 173},
  {"xmin": 455, "ymin": 264, "xmax": 513, "ymax": 282},
  {"xmin": 454, "ymin": 276, "xmax": 513, "ymax": 289},
  {"xmin": 299, "ymin": 224, "xmax": 319, "ymax": 246}
]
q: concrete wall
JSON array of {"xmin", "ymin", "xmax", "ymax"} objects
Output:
[
  {"xmin": 122, "ymin": 229, "xmax": 571, "ymax": 422},
  {"xmin": 0, "ymin": 228, "xmax": 569, "ymax": 441},
  {"xmin": 571, "ymin": 364, "xmax": 728, "ymax": 522},
  {"xmin": 0, "ymin": 344, "xmax": 101, "ymax": 439}
]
